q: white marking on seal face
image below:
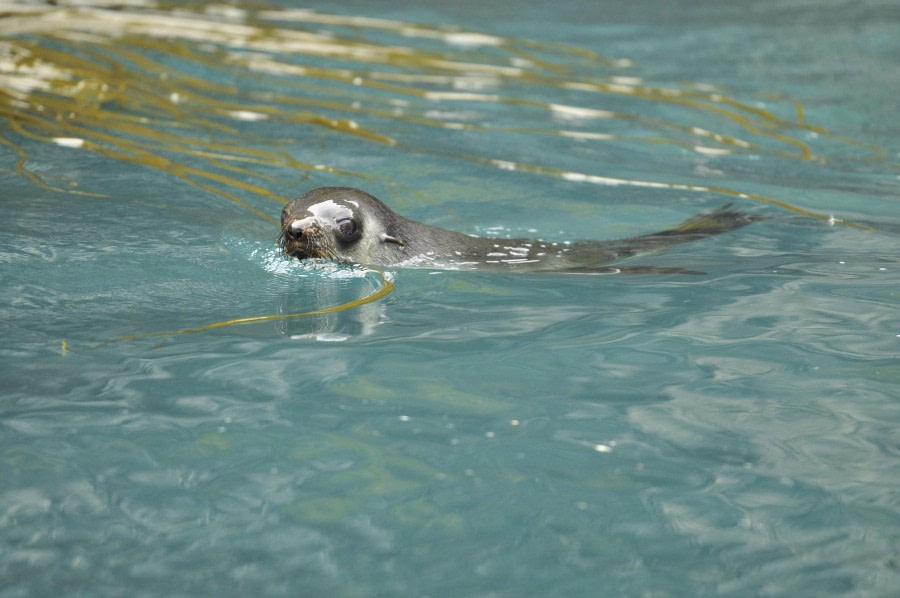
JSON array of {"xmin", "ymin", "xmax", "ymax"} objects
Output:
[
  {"xmin": 305, "ymin": 199, "xmax": 355, "ymax": 226},
  {"xmin": 307, "ymin": 200, "xmax": 340, "ymax": 217}
]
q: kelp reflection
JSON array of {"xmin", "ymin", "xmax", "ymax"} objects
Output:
[{"xmin": 0, "ymin": 1, "xmax": 885, "ymax": 226}]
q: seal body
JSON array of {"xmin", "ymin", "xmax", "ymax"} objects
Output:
[{"xmin": 279, "ymin": 187, "xmax": 761, "ymax": 273}]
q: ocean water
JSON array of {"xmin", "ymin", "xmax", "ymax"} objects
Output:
[{"xmin": 1, "ymin": 1, "xmax": 899, "ymax": 595}]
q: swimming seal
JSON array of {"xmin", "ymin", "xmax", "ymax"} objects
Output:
[{"xmin": 279, "ymin": 186, "xmax": 761, "ymax": 273}]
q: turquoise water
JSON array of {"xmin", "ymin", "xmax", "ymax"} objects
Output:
[{"xmin": 2, "ymin": 1, "xmax": 899, "ymax": 595}]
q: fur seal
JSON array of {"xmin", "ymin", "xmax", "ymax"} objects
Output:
[{"xmin": 279, "ymin": 186, "xmax": 761, "ymax": 273}]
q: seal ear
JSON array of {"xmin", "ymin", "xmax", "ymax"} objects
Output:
[{"xmin": 379, "ymin": 233, "xmax": 405, "ymax": 247}]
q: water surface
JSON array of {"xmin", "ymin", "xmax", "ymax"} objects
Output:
[{"xmin": 1, "ymin": 0, "xmax": 899, "ymax": 595}]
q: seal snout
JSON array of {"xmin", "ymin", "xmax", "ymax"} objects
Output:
[
  {"xmin": 280, "ymin": 215, "xmax": 337, "ymax": 260},
  {"xmin": 285, "ymin": 216, "xmax": 319, "ymax": 241}
]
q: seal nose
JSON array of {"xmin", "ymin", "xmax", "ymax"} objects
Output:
[{"xmin": 286, "ymin": 218, "xmax": 317, "ymax": 240}]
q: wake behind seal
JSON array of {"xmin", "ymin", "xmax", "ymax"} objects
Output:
[{"xmin": 279, "ymin": 186, "xmax": 762, "ymax": 273}]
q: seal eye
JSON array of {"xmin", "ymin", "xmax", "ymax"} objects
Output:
[{"xmin": 336, "ymin": 218, "xmax": 358, "ymax": 240}]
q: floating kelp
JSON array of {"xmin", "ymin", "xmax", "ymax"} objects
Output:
[
  {"xmin": 68, "ymin": 268, "xmax": 395, "ymax": 352},
  {"xmin": 0, "ymin": 0, "xmax": 887, "ymax": 230}
]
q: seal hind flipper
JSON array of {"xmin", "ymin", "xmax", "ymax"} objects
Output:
[
  {"xmin": 659, "ymin": 205, "xmax": 765, "ymax": 238},
  {"xmin": 589, "ymin": 205, "xmax": 764, "ymax": 263}
]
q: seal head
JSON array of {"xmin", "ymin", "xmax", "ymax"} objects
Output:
[
  {"xmin": 280, "ymin": 187, "xmax": 407, "ymax": 263},
  {"xmin": 281, "ymin": 186, "xmax": 482, "ymax": 267}
]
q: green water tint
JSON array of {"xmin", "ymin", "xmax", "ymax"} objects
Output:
[{"xmin": 0, "ymin": 1, "xmax": 888, "ymax": 229}]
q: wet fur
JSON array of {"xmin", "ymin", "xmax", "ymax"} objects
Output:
[{"xmin": 279, "ymin": 187, "xmax": 763, "ymax": 273}]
